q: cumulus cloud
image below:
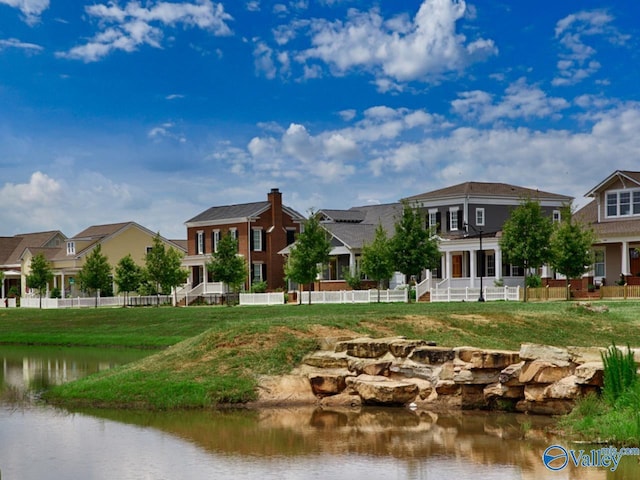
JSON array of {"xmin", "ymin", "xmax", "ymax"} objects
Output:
[
  {"xmin": 0, "ymin": 0, "xmax": 49, "ymax": 25},
  {"xmin": 452, "ymin": 78, "xmax": 570, "ymax": 123},
  {"xmin": 295, "ymin": 0, "xmax": 497, "ymax": 88},
  {"xmin": 148, "ymin": 122, "xmax": 186, "ymax": 143},
  {"xmin": 553, "ymin": 9, "xmax": 629, "ymax": 86},
  {"xmin": 56, "ymin": 0, "xmax": 233, "ymax": 62}
]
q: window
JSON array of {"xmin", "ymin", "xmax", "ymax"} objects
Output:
[
  {"xmin": 212, "ymin": 230, "xmax": 220, "ymax": 253},
  {"xmin": 428, "ymin": 209, "xmax": 438, "ymax": 229},
  {"xmin": 486, "ymin": 254, "xmax": 495, "ymax": 277},
  {"xmin": 146, "ymin": 246, "xmax": 153, "ymax": 254},
  {"xmin": 606, "ymin": 189, "xmax": 640, "ymax": 218},
  {"xmin": 476, "ymin": 208, "xmax": 485, "ymax": 227},
  {"xmin": 594, "ymin": 250, "xmax": 605, "ymax": 277},
  {"xmin": 552, "ymin": 210, "xmax": 561, "ymax": 223},
  {"xmin": 251, "ymin": 228, "xmax": 263, "ymax": 252},
  {"xmin": 229, "ymin": 228, "xmax": 238, "ymax": 251},
  {"xmin": 286, "ymin": 228, "xmax": 296, "ymax": 245},
  {"xmin": 196, "ymin": 231, "xmax": 204, "ymax": 255},
  {"xmin": 449, "ymin": 207, "xmax": 459, "ymax": 231},
  {"xmin": 252, "ymin": 263, "xmax": 265, "ymax": 283},
  {"xmin": 66, "ymin": 242, "xmax": 75, "ymax": 255}
]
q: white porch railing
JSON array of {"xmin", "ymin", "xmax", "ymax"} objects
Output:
[
  {"xmin": 239, "ymin": 292, "xmax": 285, "ymax": 306},
  {"xmin": 430, "ymin": 286, "xmax": 520, "ymax": 302},
  {"xmin": 415, "ymin": 278, "xmax": 431, "ymax": 301},
  {"xmin": 299, "ymin": 289, "xmax": 408, "ymax": 304}
]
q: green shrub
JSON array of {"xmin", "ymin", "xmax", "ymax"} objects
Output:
[
  {"xmin": 526, "ymin": 275, "xmax": 542, "ymax": 288},
  {"xmin": 602, "ymin": 343, "xmax": 638, "ymax": 405},
  {"xmin": 249, "ymin": 281, "xmax": 267, "ymax": 293}
]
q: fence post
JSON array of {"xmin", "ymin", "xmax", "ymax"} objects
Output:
[{"xmin": 624, "ymin": 284, "xmax": 628, "ymax": 300}]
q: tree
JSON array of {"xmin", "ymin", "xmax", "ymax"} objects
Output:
[
  {"xmin": 549, "ymin": 205, "xmax": 596, "ymax": 300},
  {"xmin": 206, "ymin": 231, "xmax": 246, "ymax": 303},
  {"xmin": 145, "ymin": 234, "xmax": 189, "ymax": 306},
  {"xmin": 361, "ymin": 223, "xmax": 395, "ymax": 302},
  {"xmin": 499, "ymin": 198, "xmax": 554, "ymax": 302},
  {"xmin": 285, "ymin": 212, "xmax": 331, "ymax": 305},
  {"xmin": 390, "ymin": 202, "xmax": 441, "ymax": 302},
  {"xmin": 26, "ymin": 252, "xmax": 53, "ymax": 309},
  {"xmin": 78, "ymin": 244, "xmax": 112, "ymax": 307},
  {"xmin": 114, "ymin": 254, "xmax": 143, "ymax": 306}
]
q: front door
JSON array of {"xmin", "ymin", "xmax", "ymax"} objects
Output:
[
  {"xmin": 631, "ymin": 248, "xmax": 640, "ymax": 276},
  {"xmin": 452, "ymin": 255, "xmax": 463, "ymax": 278}
]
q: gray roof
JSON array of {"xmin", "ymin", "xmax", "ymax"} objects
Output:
[
  {"xmin": 186, "ymin": 201, "xmax": 271, "ymax": 224},
  {"xmin": 404, "ymin": 181, "xmax": 572, "ymax": 203},
  {"xmin": 320, "ymin": 203, "xmax": 402, "ymax": 250},
  {"xmin": 574, "ymin": 200, "xmax": 640, "ymax": 237},
  {"xmin": 318, "ymin": 209, "xmax": 366, "ymax": 223}
]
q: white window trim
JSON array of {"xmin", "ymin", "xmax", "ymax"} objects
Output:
[
  {"xmin": 252, "ymin": 262, "xmax": 264, "ymax": 282},
  {"xmin": 476, "ymin": 208, "xmax": 485, "ymax": 227},
  {"xmin": 196, "ymin": 231, "xmax": 204, "ymax": 255},
  {"xmin": 213, "ymin": 230, "xmax": 220, "ymax": 253},
  {"xmin": 428, "ymin": 209, "xmax": 438, "ymax": 229},
  {"xmin": 552, "ymin": 210, "xmax": 561, "ymax": 223},
  {"xmin": 229, "ymin": 228, "xmax": 237, "ymax": 240},
  {"xmin": 605, "ymin": 188, "xmax": 640, "ymax": 218},
  {"xmin": 67, "ymin": 241, "xmax": 75, "ymax": 255},
  {"xmin": 449, "ymin": 207, "xmax": 459, "ymax": 231},
  {"xmin": 594, "ymin": 249, "xmax": 605, "ymax": 278},
  {"xmin": 252, "ymin": 227, "xmax": 263, "ymax": 252}
]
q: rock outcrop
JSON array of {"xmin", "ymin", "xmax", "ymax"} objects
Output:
[{"xmin": 280, "ymin": 338, "xmax": 608, "ymax": 415}]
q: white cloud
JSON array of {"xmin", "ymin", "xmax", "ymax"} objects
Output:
[
  {"xmin": 0, "ymin": 0, "xmax": 49, "ymax": 25},
  {"xmin": 148, "ymin": 123, "xmax": 186, "ymax": 143},
  {"xmin": 57, "ymin": 0, "xmax": 233, "ymax": 62},
  {"xmin": 452, "ymin": 78, "xmax": 570, "ymax": 123},
  {"xmin": 246, "ymin": 1, "xmax": 260, "ymax": 12},
  {"xmin": 296, "ymin": 0, "xmax": 497, "ymax": 87},
  {"xmin": 0, "ymin": 37, "xmax": 43, "ymax": 52},
  {"xmin": 553, "ymin": 9, "xmax": 629, "ymax": 86}
]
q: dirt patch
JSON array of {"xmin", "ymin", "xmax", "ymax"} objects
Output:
[{"xmin": 449, "ymin": 314, "xmax": 491, "ymax": 324}]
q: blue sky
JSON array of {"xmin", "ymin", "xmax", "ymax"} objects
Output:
[{"xmin": 1, "ymin": 0, "xmax": 639, "ymax": 239}]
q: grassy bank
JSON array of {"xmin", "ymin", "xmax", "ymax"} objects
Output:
[{"xmin": 1, "ymin": 301, "xmax": 639, "ymax": 409}]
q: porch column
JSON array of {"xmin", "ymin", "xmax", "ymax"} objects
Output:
[
  {"xmin": 61, "ymin": 272, "xmax": 66, "ymax": 298},
  {"xmin": 445, "ymin": 250, "xmax": 452, "ymax": 281},
  {"xmin": 622, "ymin": 241, "xmax": 631, "ymax": 276},
  {"xmin": 541, "ymin": 264, "xmax": 550, "ymax": 280},
  {"xmin": 469, "ymin": 249, "xmax": 476, "ymax": 288},
  {"xmin": 349, "ymin": 252, "xmax": 356, "ymax": 274},
  {"xmin": 202, "ymin": 261, "xmax": 208, "ymax": 293},
  {"xmin": 495, "ymin": 246, "xmax": 503, "ymax": 282},
  {"xmin": 1, "ymin": 278, "xmax": 4, "ymax": 298}
]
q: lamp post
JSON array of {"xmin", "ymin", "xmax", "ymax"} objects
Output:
[{"xmin": 464, "ymin": 222, "xmax": 485, "ymax": 302}]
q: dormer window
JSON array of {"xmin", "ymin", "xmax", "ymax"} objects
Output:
[
  {"xmin": 552, "ymin": 210, "xmax": 561, "ymax": 223},
  {"xmin": 606, "ymin": 189, "xmax": 640, "ymax": 218},
  {"xmin": 66, "ymin": 241, "xmax": 75, "ymax": 255}
]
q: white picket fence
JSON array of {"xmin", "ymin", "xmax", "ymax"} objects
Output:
[
  {"xmin": 20, "ymin": 295, "xmax": 173, "ymax": 309},
  {"xmin": 430, "ymin": 286, "xmax": 520, "ymax": 302},
  {"xmin": 299, "ymin": 289, "xmax": 408, "ymax": 304},
  {"xmin": 0, "ymin": 298, "xmax": 17, "ymax": 308},
  {"xmin": 239, "ymin": 292, "xmax": 285, "ymax": 306}
]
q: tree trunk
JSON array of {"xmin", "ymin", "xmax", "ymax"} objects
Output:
[
  {"xmin": 565, "ymin": 278, "xmax": 570, "ymax": 301},
  {"xmin": 377, "ymin": 280, "xmax": 381, "ymax": 303},
  {"xmin": 523, "ymin": 269, "xmax": 528, "ymax": 302},
  {"xmin": 308, "ymin": 283, "xmax": 312, "ymax": 305}
]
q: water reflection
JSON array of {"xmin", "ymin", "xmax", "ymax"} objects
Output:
[{"xmin": 1, "ymin": 347, "xmax": 639, "ymax": 480}]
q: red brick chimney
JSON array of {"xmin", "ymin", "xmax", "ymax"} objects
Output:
[{"xmin": 267, "ymin": 188, "xmax": 283, "ymax": 229}]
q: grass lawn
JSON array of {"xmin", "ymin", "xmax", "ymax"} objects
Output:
[{"xmin": 2, "ymin": 300, "xmax": 638, "ymax": 409}]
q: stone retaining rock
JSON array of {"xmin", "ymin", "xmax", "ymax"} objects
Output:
[{"xmin": 292, "ymin": 338, "xmax": 615, "ymax": 415}]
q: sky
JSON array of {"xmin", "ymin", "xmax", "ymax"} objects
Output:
[{"xmin": 1, "ymin": 0, "xmax": 639, "ymax": 240}]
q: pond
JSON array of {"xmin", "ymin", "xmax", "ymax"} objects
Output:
[{"xmin": 1, "ymin": 346, "xmax": 639, "ymax": 480}]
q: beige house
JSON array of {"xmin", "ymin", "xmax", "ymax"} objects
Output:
[
  {"xmin": 20, "ymin": 222, "xmax": 185, "ymax": 297},
  {"xmin": 576, "ymin": 170, "xmax": 640, "ymax": 286},
  {"xmin": 1, "ymin": 231, "xmax": 67, "ymax": 298}
]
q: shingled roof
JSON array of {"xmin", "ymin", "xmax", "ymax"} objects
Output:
[
  {"xmin": 404, "ymin": 181, "xmax": 572, "ymax": 203},
  {"xmin": 574, "ymin": 200, "xmax": 640, "ymax": 237},
  {"xmin": 0, "ymin": 231, "xmax": 66, "ymax": 266},
  {"xmin": 186, "ymin": 201, "xmax": 272, "ymax": 224}
]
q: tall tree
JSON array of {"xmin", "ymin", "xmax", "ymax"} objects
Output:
[
  {"xmin": 390, "ymin": 202, "xmax": 441, "ymax": 302},
  {"xmin": 549, "ymin": 205, "xmax": 596, "ymax": 300},
  {"xmin": 26, "ymin": 252, "xmax": 53, "ymax": 309},
  {"xmin": 114, "ymin": 254, "xmax": 143, "ymax": 306},
  {"xmin": 145, "ymin": 234, "xmax": 189, "ymax": 305},
  {"xmin": 78, "ymin": 244, "xmax": 112, "ymax": 307},
  {"xmin": 499, "ymin": 198, "xmax": 554, "ymax": 302},
  {"xmin": 285, "ymin": 212, "xmax": 331, "ymax": 305},
  {"xmin": 207, "ymin": 231, "xmax": 247, "ymax": 302},
  {"xmin": 361, "ymin": 223, "xmax": 394, "ymax": 302}
]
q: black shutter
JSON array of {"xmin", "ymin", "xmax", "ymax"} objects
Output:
[
  {"xmin": 446, "ymin": 212, "xmax": 450, "ymax": 231},
  {"xmin": 250, "ymin": 229, "xmax": 255, "ymax": 250},
  {"xmin": 435, "ymin": 212, "xmax": 441, "ymax": 233},
  {"xmin": 457, "ymin": 210, "xmax": 463, "ymax": 229},
  {"xmin": 262, "ymin": 264, "xmax": 267, "ymax": 284},
  {"xmin": 262, "ymin": 230, "xmax": 267, "ymax": 252},
  {"xmin": 194, "ymin": 235, "xmax": 198, "ymax": 254}
]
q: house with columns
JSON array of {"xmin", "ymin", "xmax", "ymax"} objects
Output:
[
  {"xmin": 575, "ymin": 170, "xmax": 640, "ymax": 286},
  {"xmin": 403, "ymin": 182, "xmax": 572, "ymax": 291}
]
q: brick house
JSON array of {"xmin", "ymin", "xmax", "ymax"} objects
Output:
[{"xmin": 183, "ymin": 189, "xmax": 303, "ymax": 292}]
